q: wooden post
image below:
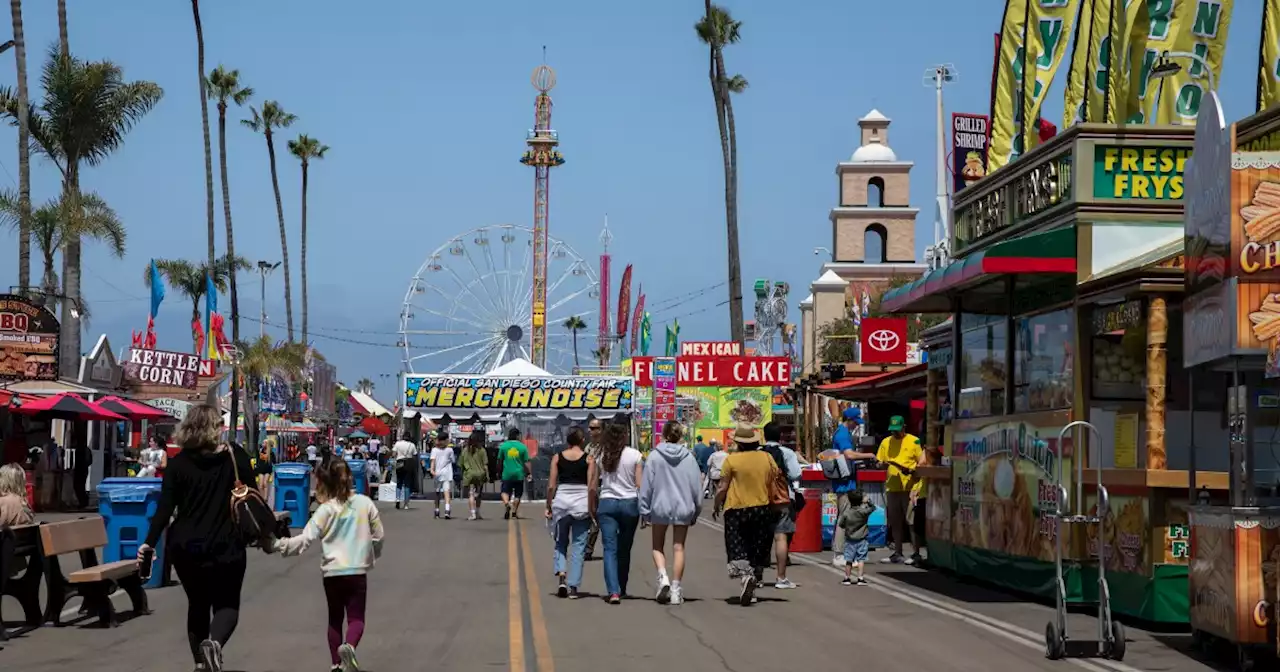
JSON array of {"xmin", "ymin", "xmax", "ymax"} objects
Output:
[
  {"xmin": 926, "ymin": 368, "xmax": 940, "ymax": 452},
  {"xmin": 1145, "ymin": 297, "xmax": 1168, "ymax": 470}
]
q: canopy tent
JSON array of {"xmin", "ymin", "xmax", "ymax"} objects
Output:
[
  {"xmin": 348, "ymin": 390, "xmax": 391, "ymax": 417},
  {"xmin": 96, "ymin": 395, "xmax": 172, "ymax": 421},
  {"xmin": 402, "ymin": 358, "xmax": 634, "ymax": 422},
  {"xmin": 11, "ymin": 393, "xmax": 126, "ymax": 421}
]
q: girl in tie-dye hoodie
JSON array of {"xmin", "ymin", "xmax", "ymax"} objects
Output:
[{"xmin": 275, "ymin": 460, "xmax": 385, "ymax": 672}]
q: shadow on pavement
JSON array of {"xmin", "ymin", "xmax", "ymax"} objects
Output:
[
  {"xmin": 1149, "ymin": 633, "xmax": 1278, "ymax": 672},
  {"xmin": 872, "ymin": 566, "xmax": 1030, "ymax": 604}
]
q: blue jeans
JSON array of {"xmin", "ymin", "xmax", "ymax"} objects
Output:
[
  {"xmin": 596, "ymin": 497, "xmax": 640, "ymax": 597},
  {"xmin": 553, "ymin": 516, "xmax": 591, "ymax": 588},
  {"xmin": 397, "ymin": 483, "xmax": 412, "ymax": 504}
]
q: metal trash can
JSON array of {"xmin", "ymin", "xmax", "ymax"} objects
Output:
[
  {"xmin": 96, "ymin": 477, "xmax": 165, "ymax": 588},
  {"xmin": 273, "ymin": 463, "xmax": 312, "ymax": 528}
]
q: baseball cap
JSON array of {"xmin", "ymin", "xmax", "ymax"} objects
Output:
[
  {"xmin": 888, "ymin": 415, "xmax": 905, "ymax": 431},
  {"xmin": 841, "ymin": 407, "xmax": 863, "ymax": 424}
]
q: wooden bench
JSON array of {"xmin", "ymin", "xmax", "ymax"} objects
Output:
[
  {"xmin": 39, "ymin": 517, "xmax": 150, "ymax": 628},
  {"xmin": 0, "ymin": 523, "xmax": 45, "ymax": 640}
]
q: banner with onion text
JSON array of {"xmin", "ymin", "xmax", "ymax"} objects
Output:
[
  {"xmin": 1063, "ymin": 0, "xmax": 1100, "ymax": 125},
  {"xmin": 989, "ymin": 0, "xmax": 1030, "ymax": 173},
  {"xmin": 1128, "ymin": 0, "xmax": 1182, "ymax": 124},
  {"xmin": 1104, "ymin": 0, "xmax": 1149, "ymax": 125},
  {"xmin": 1022, "ymin": 0, "xmax": 1080, "ymax": 152},
  {"xmin": 1153, "ymin": 0, "xmax": 1234, "ymax": 124}
]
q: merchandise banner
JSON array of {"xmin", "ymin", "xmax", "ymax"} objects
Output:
[
  {"xmin": 123, "ymin": 348, "xmax": 200, "ymax": 389},
  {"xmin": 403, "ymin": 374, "xmax": 634, "ymax": 414}
]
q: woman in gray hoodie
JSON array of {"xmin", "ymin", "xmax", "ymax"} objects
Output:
[{"xmin": 638, "ymin": 421, "xmax": 703, "ymax": 605}]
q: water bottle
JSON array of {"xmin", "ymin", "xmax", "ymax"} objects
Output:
[{"xmin": 138, "ymin": 546, "xmax": 155, "ymax": 581}]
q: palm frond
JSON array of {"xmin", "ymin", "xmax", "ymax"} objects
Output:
[
  {"xmin": 240, "ymin": 105, "xmax": 263, "ymax": 132},
  {"xmin": 725, "ymin": 74, "xmax": 748, "ymax": 94}
]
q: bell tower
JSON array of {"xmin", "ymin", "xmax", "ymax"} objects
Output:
[{"xmin": 830, "ymin": 110, "xmax": 919, "ymax": 265}]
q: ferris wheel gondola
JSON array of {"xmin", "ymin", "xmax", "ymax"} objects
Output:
[{"xmin": 398, "ymin": 224, "xmax": 599, "ymax": 375}]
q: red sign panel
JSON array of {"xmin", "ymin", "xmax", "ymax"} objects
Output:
[
  {"xmin": 860, "ymin": 318, "xmax": 908, "ymax": 364},
  {"xmin": 680, "ymin": 341, "xmax": 742, "ymax": 357},
  {"xmin": 632, "ymin": 356, "xmax": 791, "ymax": 387}
]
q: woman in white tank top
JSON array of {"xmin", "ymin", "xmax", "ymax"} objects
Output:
[{"xmin": 588, "ymin": 425, "xmax": 643, "ymax": 603}]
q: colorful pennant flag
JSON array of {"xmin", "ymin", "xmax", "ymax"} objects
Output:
[
  {"xmin": 1021, "ymin": 0, "xmax": 1080, "ymax": 151},
  {"xmin": 640, "ymin": 312, "xmax": 652, "ymax": 356},
  {"xmin": 205, "ymin": 272, "xmax": 220, "ymax": 361},
  {"xmin": 630, "ymin": 292, "xmax": 645, "ymax": 355},
  {"xmin": 989, "ymin": 0, "xmax": 1031, "ymax": 172}
]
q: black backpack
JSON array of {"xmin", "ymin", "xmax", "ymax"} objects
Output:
[{"xmin": 226, "ymin": 449, "xmax": 278, "ymax": 547}]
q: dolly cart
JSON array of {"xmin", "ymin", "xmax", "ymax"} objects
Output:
[{"xmin": 1044, "ymin": 421, "xmax": 1125, "ymax": 661}]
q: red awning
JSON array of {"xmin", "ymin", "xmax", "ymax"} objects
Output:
[
  {"xmin": 348, "ymin": 395, "xmax": 371, "ymax": 416},
  {"xmin": 96, "ymin": 395, "xmax": 173, "ymax": 421},
  {"xmin": 815, "ymin": 364, "xmax": 928, "ymax": 395},
  {"xmin": 0, "ymin": 389, "xmax": 42, "ymax": 407},
  {"xmin": 11, "ymin": 393, "xmax": 127, "ymax": 421}
]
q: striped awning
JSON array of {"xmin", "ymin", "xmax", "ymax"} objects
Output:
[{"xmin": 881, "ymin": 227, "xmax": 1076, "ymax": 314}]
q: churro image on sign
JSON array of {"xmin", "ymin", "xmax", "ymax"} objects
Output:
[
  {"xmin": 1249, "ymin": 293, "xmax": 1280, "ymax": 341},
  {"xmin": 1242, "ymin": 181, "xmax": 1280, "ymax": 243}
]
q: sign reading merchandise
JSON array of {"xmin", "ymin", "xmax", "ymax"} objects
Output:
[
  {"xmin": 123, "ymin": 348, "xmax": 201, "ymax": 389},
  {"xmin": 0, "ymin": 294, "xmax": 59, "ymax": 382},
  {"xmin": 403, "ymin": 374, "xmax": 634, "ymax": 414},
  {"xmin": 1092, "ymin": 146, "xmax": 1190, "ymax": 200}
]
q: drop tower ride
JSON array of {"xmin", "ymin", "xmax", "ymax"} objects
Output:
[{"xmin": 519, "ymin": 61, "xmax": 565, "ymax": 369}]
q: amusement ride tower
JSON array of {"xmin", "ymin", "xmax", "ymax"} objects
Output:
[
  {"xmin": 519, "ymin": 61, "xmax": 565, "ymax": 369},
  {"xmin": 598, "ymin": 216, "xmax": 612, "ymax": 363}
]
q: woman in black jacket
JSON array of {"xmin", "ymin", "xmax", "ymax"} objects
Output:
[{"xmin": 139, "ymin": 404, "xmax": 254, "ymax": 672}]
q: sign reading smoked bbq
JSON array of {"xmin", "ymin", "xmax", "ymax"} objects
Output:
[
  {"xmin": 951, "ymin": 113, "xmax": 990, "ymax": 193},
  {"xmin": 123, "ymin": 348, "xmax": 201, "ymax": 389},
  {"xmin": 860, "ymin": 317, "xmax": 908, "ymax": 365},
  {"xmin": 0, "ymin": 294, "xmax": 59, "ymax": 381},
  {"xmin": 631, "ymin": 356, "xmax": 792, "ymax": 388},
  {"xmin": 1092, "ymin": 146, "xmax": 1190, "ymax": 200},
  {"xmin": 403, "ymin": 374, "xmax": 633, "ymax": 414}
]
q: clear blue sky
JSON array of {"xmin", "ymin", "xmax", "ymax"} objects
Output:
[{"xmin": 0, "ymin": 0, "xmax": 1270, "ymax": 400}]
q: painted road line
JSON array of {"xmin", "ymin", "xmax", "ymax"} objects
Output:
[
  {"xmin": 508, "ymin": 521, "xmax": 526, "ymax": 672},
  {"xmin": 698, "ymin": 517, "xmax": 1142, "ymax": 672},
  {"xmin": 519, "ymin": 523, "xmax": 555, "ymax": 671}
]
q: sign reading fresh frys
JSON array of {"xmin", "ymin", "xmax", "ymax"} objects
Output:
[
  {"xmin": 1092, "ymin": 146, "xmax": 1190, "ymax": 200},
  {"xmin": 123, "ymin": 348, "xmax": 201, "ymax": 389}
]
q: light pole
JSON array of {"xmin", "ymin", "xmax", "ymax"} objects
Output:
[
  {"xmin": 256, "ymin": 260, "xmax": 279, "ymax": 338},
  {"xmin": 813, "ymin": 246, "xmax": 832, "ymax": 261},
  {"xmin": 924, "ymin": 64, "xmax": 957, "ymax": 270},
  {"xmin": 1149, "ymin": 50, "xmax": 1217, "ymax": 124}
]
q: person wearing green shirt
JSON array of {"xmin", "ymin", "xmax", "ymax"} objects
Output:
[{"xmin": 499, "ymin": 427, "xmax": 532, "ymax": 520}]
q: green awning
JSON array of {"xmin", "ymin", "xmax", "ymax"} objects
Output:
[{"xmin": 881, "ymin": 227, "xmax": 1076, "ymax": 314}]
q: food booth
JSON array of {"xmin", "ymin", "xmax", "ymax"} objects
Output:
[
  {"xmin": 882, "ymin": 122, "xmax": 1215, "ymax": 624},
  {"xmin": 1180, "ymin": 93, "xmax": 1280, "ymax": 667}
]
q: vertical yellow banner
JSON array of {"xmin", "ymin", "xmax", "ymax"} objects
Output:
[
  {"xmin": 989, "ymin": 0, "xmax": 1030, "ymax": 173},
  {"xmin": 1258, "ymin": 0, "xmax": 1280, "ymax": 112},
  {"xmin": 1062, "ymin": 0, "xmax": 1096, "ymax": 127},
  {"xmin": 1065, "ymin": 0, "xmax": 1115, "ymax": 126},
  {"xmin": 1129, "ymin": 0, "xmax": 1183, "ymax": 124},
  {"xmin": 1022, "ymin": 0, "xmax": 1081, "ymax": 149},
  {"xmin": 1154, "ymin": 0, "xmax": 1235, "ymax": 124},
  {"xmin": 1106, "ymin": 0, "xmax": 1150, "ymax": 125}
]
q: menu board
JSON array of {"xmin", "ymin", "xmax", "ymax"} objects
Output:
[{"xmin": 0, "ymin": 294, "xmax": 59, "ymax": 381}]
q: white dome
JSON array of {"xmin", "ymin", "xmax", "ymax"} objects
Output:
[{"xmin": 851, "ymin": 142, "xmax": 898, "ymax": 163}]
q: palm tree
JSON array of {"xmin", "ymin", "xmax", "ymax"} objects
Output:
[
  {"xmin": 146, "ymin": 255, "xmax": 250, "ymax": 354},
  {"xmin": 55, "ymin": 0, "xmax": 66, "ymax": 56},
  {"xmin": 286, "ymin": 134, "xmax": 328, "ymax": 347},
  {"xmin": 237, "ymin": 335, "xmax": 308, "ymax": 451},
  {"xmin": 0, "ymin": 47, "xmax": 162, "ymax": 373},
  {"xmin": 356, "ymin": 377, "xmax": 374, "ymax": 395},
  {"xmin": 207, "ymin": 64, "xmax": 252, "ymax": 445},
  {"xmin": 563, "ymin": 315, "xmax": 586, "ymax": 368},
  {"xmin": 191, "ymin": 0, "xmax": 215, "ymax": 275},
  {"xmin": 9, "ymin": 0, "xmax": 30, "ymax": 294},
  {"xmin": 696, "ymin": 3, "xmax": 747, "ymax": 347},
  {"xmin": 0, "ymin": 190, "xmax": 124, "ymax": 311},
  {"xmin": 242, "ymin": 101, "xmax": 297, "ymax": 341}
]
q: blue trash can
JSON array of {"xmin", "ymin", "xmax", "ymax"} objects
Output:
[
  {"xmin": 96, "ymin": 477, "xmax": 165, "ymax": 588},
  {"xmin": 349, "ymin": 459, "xmax": 368, "ymax": 496},
  {"xmin": 274, "ymin": 463, "xmax": 312, "ymax": 528}
]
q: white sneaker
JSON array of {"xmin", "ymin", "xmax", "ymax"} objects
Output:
[
  {"xmin": 656, "ymin": 574, "xmax": 672, "ymax": 604},
  {"xmin": 774, "ymin": 578, "xmax": 799, "ymax": 589},
  {"xmin": 669, "ymin": 585, "xmax": 683, "ymax": 605}
]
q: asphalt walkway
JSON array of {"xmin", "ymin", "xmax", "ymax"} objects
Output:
[{"xmin": 0, "ymin": 503, "xmax": 1236, "ymax": 671}]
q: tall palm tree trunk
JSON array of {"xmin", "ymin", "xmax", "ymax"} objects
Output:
[
  {"xmin": 56, "ymin": 0, "xmax": 66, "ymax": 56},
  {"xmin": 217, "ymin": 99, "xmax": 243, "ymax": 445},
  {"xmin": 572, "ymin": 329, "xmax": 580, "ymax": 367},
  {"xmin": 59, "ymin": 168, "xmax": 82, "ymax": 376},
  {"xmin": 10, "ymin": 0, "xmax": 30, "ymax": 294},
  {"xmin": 300, "ymin": 161, "xmax": 308, "ymax": 347},
  {"xmin": 192, "ymin": 0, "xmax": 216, "ymax": 275},
  {"xmin": 265, "ymin": 130, "xmax": 294, "ymax": 341},
  {"xmin": 714, "ymin": 48, "xmax": 745, "ymax": 347}
]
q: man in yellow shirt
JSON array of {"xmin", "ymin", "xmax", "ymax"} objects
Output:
[{"xmin": 876, "ymin": 415, "xmax": 923, "ymax": 565}]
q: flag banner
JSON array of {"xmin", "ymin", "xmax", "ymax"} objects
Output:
[
  {"xmin": 616, "ymin": 264, "xmax": 633, "ymax": 340},
  {"xmin": 664, "ymin": 320, "xmax": 680, "ymax": 357},
  {"xmin": 1260, "ymin": 0, "xmax": 1280, "ymax": 112},
  {"xmin": 1104, "ymin": 0, "xmax": 1150, "ymax": 125},
  {"xmin": 1126, "ymin": 0, "xmax": 1182, "ymax": 123},
  {"xmin": 1022, "ymin": 0, "xmax": 1081, "ymax": 152},
  {"xmin": 1063, "ymin": 0, "xmax": 1097, "ymax": 125},
  {"xmin": 1067, "ymin": 0, "xmax": 1115, "ymax": 125},
  {"xmin": 149, "ymin": 259, "xmax": 165, "ymax": 318},
  {"xmin": 1152, "ymin": 0, "xmax": 1234, "ymax": 124},
  {"xmin": 204, "ymin": 272, "xmax": 219, "ymax": 361},
  {"xmin": 640, "ymin": 312, "xmax": 652, "ymax": 356},
  {"xmin": 989, "ymin": 0, "xmax": 1031, "ymax": 172},
  {"xmin": 630, "ymin": 293, "xmax": 645, "ymax": 355}
]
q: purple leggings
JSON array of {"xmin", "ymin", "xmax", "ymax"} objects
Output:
[{"xmin": 323, "ymin": 575, "xmax": 368, "ymax": 665}]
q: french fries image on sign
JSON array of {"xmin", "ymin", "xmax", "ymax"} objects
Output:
[
  {"xmin": 1243, "ymin": 182, "xmax": 1280, "ymax": 243},
  {"xmin": 1249, "ymin": 293, "xmax": 1280, "ymax": 341}
]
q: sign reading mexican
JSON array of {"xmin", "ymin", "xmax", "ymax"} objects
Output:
[
  {"xmin": 680, "ymin": 341, "xmax": 742, "ymax": 357},
  {"xmin": 403, "ymin": 374, "xmax": 633, "ymax": 413},
  {"xmin": 631, "ymin": 356, "xmax": 791, "ymax": 387},
  {"xmin": 1092, "ymin": 146, "xmax": 1190, "ymax": 200},
  {"xmin": 124, "ymin": 348, "xmax": 201, "ymax": 388},
  {"xmin": 0, "ymin": 294, "xmax": 59, "ymax": 382}
]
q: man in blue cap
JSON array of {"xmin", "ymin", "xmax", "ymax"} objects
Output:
[{"xmin": 829, "ymin": 407, "xmax": 876, "ymax": 566}]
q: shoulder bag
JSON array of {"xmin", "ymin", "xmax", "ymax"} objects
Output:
[{"xmin": 226, "ymin": 447, "xmax": 278, "ymax": 548}]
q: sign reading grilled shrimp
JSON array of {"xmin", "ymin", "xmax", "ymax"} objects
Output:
[{"xmin": 403, "ymin": 374, "xmax": 634, "ymax": 413}]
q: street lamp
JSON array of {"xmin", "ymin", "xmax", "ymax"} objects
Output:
[
  {"xmin": 1149, "ymin": 50, "xmax": 1217, "ymax": 123},
  {"xmin": 813, "ymin": 246, "xmax": 832, "ymax": 260},
  {"xmin": 255, "ymin": 260, "xmax": 280, "ymax": 337}
]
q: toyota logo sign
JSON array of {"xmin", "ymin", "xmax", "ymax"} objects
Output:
[{"xmin": 860, "ymin": 317, "xmax": 908, "ymax": 364}]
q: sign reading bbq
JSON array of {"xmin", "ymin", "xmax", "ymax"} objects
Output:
[{"xmin": 0, "ymin": 294, "xmax": 60, "ymax": 382}]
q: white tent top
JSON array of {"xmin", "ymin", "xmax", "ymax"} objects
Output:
[
  {"xmin": 484, "ymin": 358, "xmax": 553, "ymax": 377},
  {"xmin": 350, "ymin": 390, "xmax": 391, "ymax": 417}
]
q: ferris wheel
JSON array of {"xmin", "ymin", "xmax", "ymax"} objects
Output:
[{"xmin": 399, "ymin": 224, "xmax": 599, "ymax": 375}]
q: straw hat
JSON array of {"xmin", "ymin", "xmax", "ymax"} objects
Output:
[{"xmin": 731, "ymin": 422, "xmax": 763, "ymax": 446}]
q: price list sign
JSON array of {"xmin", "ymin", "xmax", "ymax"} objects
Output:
[{"xmin": 651, "ymin": 356, "xmax": 677, "ymax": 437}]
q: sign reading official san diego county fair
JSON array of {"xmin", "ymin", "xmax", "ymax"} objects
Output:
[
  {"xmin": 1092, "ymin": 146, "xmax": 1191, "ymax": 200},
  {"xmin": 403, "ymin": 374, "xmax": 634, "ymax": 414},
  {"xmin": 123, "ymin": 348, "xmax": 201, "ymax": 389},
  {"xmin": 0, "ymin": 294, "xmax": 59, "ymax": 382}
]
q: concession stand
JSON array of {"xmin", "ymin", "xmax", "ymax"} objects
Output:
[
  {"xmin": 1182, "ymin": 93, "xmax": 1280, "ymax": 667},
  {"xmin": 881, "ymin": 122, "xmax": 1211, "ymax": 624}
]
